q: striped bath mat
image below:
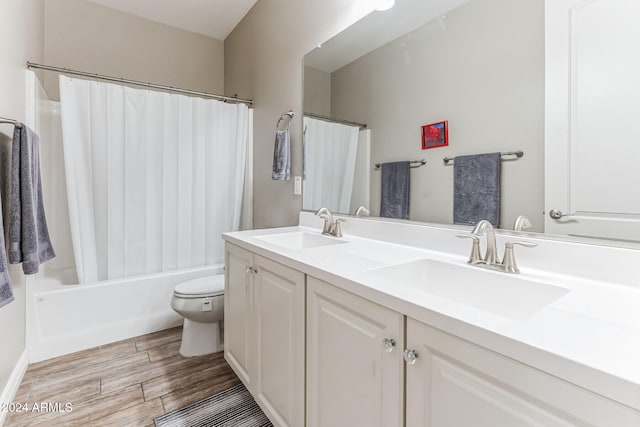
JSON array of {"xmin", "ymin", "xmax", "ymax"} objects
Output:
[{"xmin": 155, "ymin": 383, "xmax": 273, "ymax": 427}]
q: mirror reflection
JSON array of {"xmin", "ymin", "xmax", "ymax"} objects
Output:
[{"xmin": 303, "ymin": 0, "xmax": 544, "ymax": 232}]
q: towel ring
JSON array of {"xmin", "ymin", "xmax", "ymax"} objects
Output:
[{"xmin": 277, "ymin": 110, "xmax": 295, "ymax": 131}]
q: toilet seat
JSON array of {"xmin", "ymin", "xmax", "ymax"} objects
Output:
[{"xmin": 174, "ymin": 275, "xmax": 224, "ymax": 299}]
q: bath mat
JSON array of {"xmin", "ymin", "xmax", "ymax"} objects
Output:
[{"xmin": 154, "ymin": 383, "xmax": 273, "ymax": 427}]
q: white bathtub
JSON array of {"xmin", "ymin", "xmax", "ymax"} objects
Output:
[{"xmin": 26, "ymin": 264, "xmax": 224, "ymax": 362}]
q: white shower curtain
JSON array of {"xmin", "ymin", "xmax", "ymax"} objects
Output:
[
  {"xmin": 59, "ymin": 76, "xmax": 251, "ymax": 283},
  {"xmin": 303, "ymin": 117, "xmax": 360, "ymax": 213}
]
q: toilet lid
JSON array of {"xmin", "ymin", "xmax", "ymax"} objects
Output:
[{"xmin": 174, "ymin": 275, "xmax": 224, "ymax": 298}]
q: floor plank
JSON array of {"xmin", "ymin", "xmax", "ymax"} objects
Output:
[
  {"xmin": 90, "ymin": 398, "xmax": 165, "ymax": 427},
  {"xmin": 161, "ymin": 370, "xmax": 241, "ymax": 413},
  {"xmin": 142, "ymin": 351, "xmax": 226, "ymax": 401},
  {"xmin": 5, "ymin": 327, "xmax": 238, "ymax": 427},
  {"xmin": 134, "ymin": 327, "xmax": 182, "ymax": 352},
  {"xmin": 22, "ymin": 339, "xmax": 138, "ymax": 383},
  {"xmin": 147, "ymin": 340, "xmax": 181, "ymax": 362}
]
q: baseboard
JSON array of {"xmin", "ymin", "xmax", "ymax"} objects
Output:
[{"xmin": 0, "ymin": 350, "xmax": 29, "ymax": 427}]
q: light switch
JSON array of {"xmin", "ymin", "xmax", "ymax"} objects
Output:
[{"xmin": 294, "ymin": 176, "xmax": 302, "ymax": 195}]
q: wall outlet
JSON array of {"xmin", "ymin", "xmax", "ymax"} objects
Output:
[{"xmin": 294, "ymin": 176, "xmax": 302, "ymax": 195}]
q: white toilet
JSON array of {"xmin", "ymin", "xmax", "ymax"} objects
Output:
[{"xmin": 171, "ymin": 275, "xmax": 225, "ymax": 357}]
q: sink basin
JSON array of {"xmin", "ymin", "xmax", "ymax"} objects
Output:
[
  {"xmin": 254, "ymin": 231, "xmax": 347, "ymax": 250},
  {"xmin": 367, "ymin": 259, "xmax": 569, "ymax": 320}
]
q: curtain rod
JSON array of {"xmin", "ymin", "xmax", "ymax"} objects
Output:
[
  {"xmin": 304, "ymin": 112, "xmax": 367, "ymax": 129},
  {"xmin": 27, "ymin": 62, "xmax": 253, "ymax": 106}
]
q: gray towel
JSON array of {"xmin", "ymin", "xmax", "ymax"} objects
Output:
[
  {"xmin": 453, "ymin": 152, "xmax": 501, "ymax": 227},
  {"xmin": 272, "ymin": 129, "xmax": 291, "ymax": 180},
  {"xmin": 0, "ymin": 200, "xmax": 14, "ymax": 308},
  {"xmin": 380, "ymin": 161, "xmax": 410, "ymax": 220},
  {"xmin": 8, "ymin": 125, "xmax": 55, "ymax": 274}
]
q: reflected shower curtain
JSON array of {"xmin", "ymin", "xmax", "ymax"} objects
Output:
[
  {"xmin": 59, "ymin": 76, "xmax": 251, "ymax": 283},
  {"xmin": 302, "ymin": 117, "xmax": 359, "ymax": 213}
]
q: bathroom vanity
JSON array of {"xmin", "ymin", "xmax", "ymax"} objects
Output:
[{"xmin": 223, "ymin": 213, "xmax": 640, "ymax": 427}]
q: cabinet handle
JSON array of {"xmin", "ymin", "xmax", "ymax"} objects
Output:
[
  {"xmin": 246, "ymin": 266, "xmax": 254, "ymax": 274},
  {"xmin": 252, "ymin": 268, "xmax": 258, "ymax": 274},
  {"xmin": 383, "ymin": 338, "xmax": 396, "ymax": 353},
  {"xmin": 403, "ymin": 349, "xmax": 419, "ymax": 365}
]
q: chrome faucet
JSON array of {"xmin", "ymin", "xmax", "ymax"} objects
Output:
[
  {"xmin": 471, "ymin": 220, "xmax": 498, "ymax": 265},
  {"xmin": 354, "ymin": 206, "xmax": 370, "ymax": 217},
  {"xmin": 315, "ymin": 207, "xmax": 333, "ymax": 234},
  {"xmin": 315, "ymin": 208, "xmax": 345, "ymax": 237},
  {"xmin": 513, "ymin": 215, "xmax": 532, "ymax": 231},
  {"xmin": 457, "ymin": 219, "xmax": 537, "ymax": 274}
]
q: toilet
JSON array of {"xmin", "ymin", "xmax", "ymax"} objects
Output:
[{"xmin": 171, "ymin": 274, "xmax": 225, "ymax": 357}]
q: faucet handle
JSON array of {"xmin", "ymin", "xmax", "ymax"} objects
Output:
[
  {"xmin": 456, "ymin": 233, "xmax": 482, "ymax": 264},
  {"xmin": 332, "ymin": 218, "xmax": 346, "ymax": 237},
  {"xmin": 501, "ymin": 241, "xmax": 537, "ymax": 273}
]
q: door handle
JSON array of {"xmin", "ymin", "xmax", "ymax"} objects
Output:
[{"xmin": 549, "ymin": 209, "xmax": 574, "ymax": 220}]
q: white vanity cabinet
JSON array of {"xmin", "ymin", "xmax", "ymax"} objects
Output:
[
  {"xmin": 224, "ymin": 243, "xmax": 305, "ymax": 427},
  {"xmin": 405, "ymin": 317, "xmax": 640, "ymax": 427},
  {"xmin": 306, "ymin": 276, "xmax": 405, "ymax": 427},
  {"xmin": 224, "ymin": 232, "xmax": 640, "ymax": 427}
]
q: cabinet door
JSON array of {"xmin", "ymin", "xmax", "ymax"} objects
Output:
[
  {"xmin": 406, "ymin": 318, "xmax": 640, "ymax": 427},
  {"xmin": 253, "ymin": 255, "xmax": 305, "ymax": 427},
  {"xmin": 224, "ymin": 243, "xmax": 255, "ymax": 386},
  {"xmin": 306, "ymin": 277, "xmax": 404, "ymax": 427}
]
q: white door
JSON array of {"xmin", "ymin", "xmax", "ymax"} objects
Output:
[
  {"xmin": 545, "ymin": 0, "xmax": 640, "ymax": 241},
  {"xmin": 224, "ymin": 243, "xmax": 255, "ymax": 386},
  {"xmin": 253, "ymin": 255, "xmax": 305, "ymax": 427},
  {"xmin": 306, "ymin": 277, "xmax": 404, "ymax": 427}
]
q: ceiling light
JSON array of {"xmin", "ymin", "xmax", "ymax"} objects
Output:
[{"xmin": 375, "ymin": 0, "xmax": 395, "ymax": 11}]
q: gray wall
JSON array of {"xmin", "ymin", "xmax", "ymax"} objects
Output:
[
  {"xmin": 331, "ymin": 0, "xmax": 545, "ymax": 231},
  {"xmin": 304, "ymin": 66, "xmax": 331, "ymax": 116},
  {"xmin": 225, "ymin": 0, "xmax": 373, "ymax": 228},
  {"xmin": 0, "ymin": 0, "xmax": 44, "ymax": 399},
  {"xmin": 43, "ymin": 0, "xmax": 225, "ymax": 100}
]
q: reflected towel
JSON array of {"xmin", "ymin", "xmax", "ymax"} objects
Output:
[
  {"xmin": 453, "ymin": 152, "xmax": 501, "ymax": 227},
  {"xmin": 8, "ymin": 125, "xmax": 55, "ymax": 274},
  {"xmin": 272, "ymin": 129, "xmax": 291, "ymax": 180},
  {"xmin": 380, "ymin": 161, "xmax": 410, "ymax": 219}
]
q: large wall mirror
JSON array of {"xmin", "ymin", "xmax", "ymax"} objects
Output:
[
  {"xmin": 303, "ymin": 0, "xmax": 543, "ymax": 230},
  {"xmin": 302, "ymin": 0, "xmax": 640, "ymax": 244}
]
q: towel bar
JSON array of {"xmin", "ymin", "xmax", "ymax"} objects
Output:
[
  {"xmin": 0, "ymin": 117, "xmax": 23, "ymax": 128},
  {"xmin": 374, "ymin": 159, "xmax": 426, "ymax": 170},
  {"xmin": 443, "ymin": 151, "xmax": 523, "ymax": 165}
]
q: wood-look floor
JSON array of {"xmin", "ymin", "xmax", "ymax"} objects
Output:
[{"xmin": 5, "ymin": 327, "xmax": 240, "ymax": 427}]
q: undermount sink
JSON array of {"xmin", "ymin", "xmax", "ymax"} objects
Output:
[
  {"xmin": 254, "ymin": 231, "xmax": 347, "ymax": 250},
  {"xmin": 366, "ymin": 259, "xmax": 569, "ymax": 320}
]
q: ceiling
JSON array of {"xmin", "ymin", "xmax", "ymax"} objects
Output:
[
  {"xmin": 87, "ymin": 0, "xmax": 259, "ymax": 40},
  {"xmin": 304, "ymin": 0, "xmax": 471, "ymax": 73}
]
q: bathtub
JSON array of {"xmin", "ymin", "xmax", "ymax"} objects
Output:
[{"xmin": 26, "ymin": 264, "xmax": 224, "ymax": 362}]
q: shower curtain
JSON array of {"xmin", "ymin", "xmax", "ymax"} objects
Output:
[
  {"xmin": 302, "ymin": 117, "xmax": 360, "ymax": 213},
  {"xmin": 59, "ymin": 76, "xmax": 251, "ymax": 283}
]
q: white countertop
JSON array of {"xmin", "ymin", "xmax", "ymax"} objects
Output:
[{"xmin": 223, "ymin": 219, "xmax": 640, "ymax": 410}]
